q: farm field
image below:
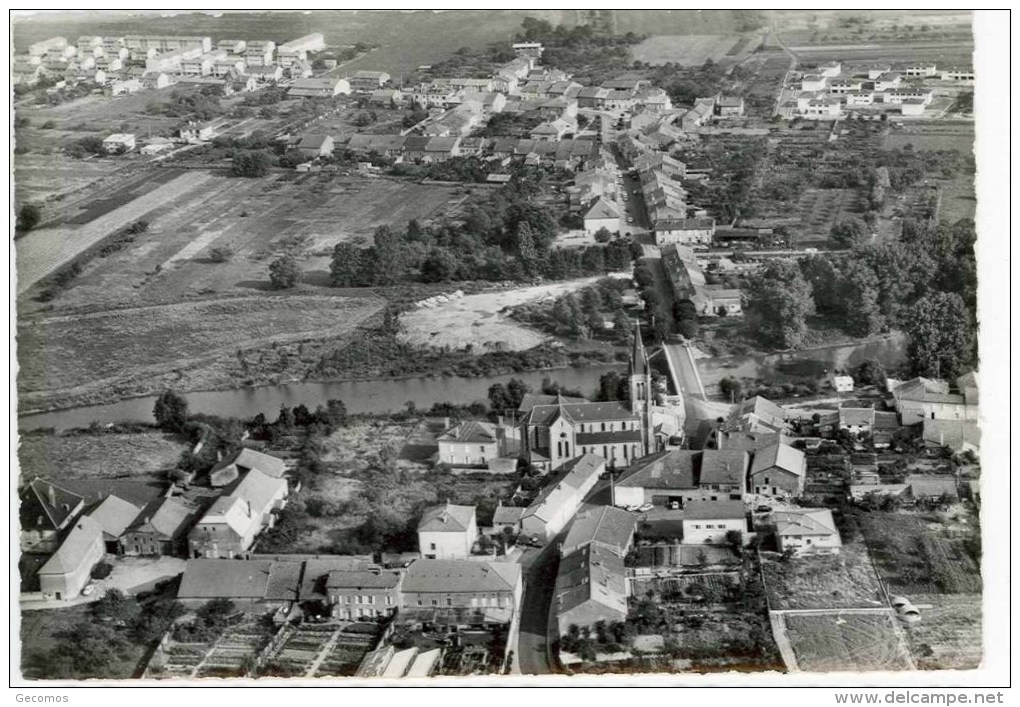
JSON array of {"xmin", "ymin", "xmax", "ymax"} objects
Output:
[
  {"xmin": 761, "ymin": 546, "xmax": 887, "ymax": 611},
  {"xmin": 783, "ymin": 40, "xmax": 974, "ymax": 64},
  {"xmin": 631, "ymin": 35, "xmax": 744, "ymax": 66},
  {"xmin": 783, "ymin": 611, "xmax": 914, "ymax": 672},
  {"xmin": 398, "ymin": 277, "xmax": 610, "ymax": 352},
  {"xmin": 16, "ymin": 86, "xmax": 196, "ymax": 136},
  {"xmin": 18, "ymin": 171, "xmax": 466, "ymax": 311},
  {"xmin": 17, "ymin": 430, "xmax": 188, "ymax": 482},
  {"xmin": 15, "ymin": 169, "xmax": 210, "ymax": 295},
  {"xmin": 17, "ymin": 294, "xmax": 384, "ymax": 414},
  {"xmin": 13, "ymin": 152, "xmax": 129, "ymax": 207},
  {"xmin": 901, "ymin": 593, "xmax": 982, "ymax": 671},
  {"xmin": 858, "ymin": 510, "xmax": 982, "ymax": 595}
]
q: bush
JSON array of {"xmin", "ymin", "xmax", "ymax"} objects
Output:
[
  {"xmin": 91, "ymin": 562, "xmax": 113, "ymax": 580},
  {"xmin": 17, "ymin": 203, "xmax": 41, "ymax": 232},
  {"xmin": 208, "ymin": 246, "xmax": 234, "ymax": 263},
  {"xmin": 231, "ymin": 148, "xmax": 272, "ymax": 177}
]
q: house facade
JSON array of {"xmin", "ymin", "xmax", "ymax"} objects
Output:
[
  {"xmin": 749, "ymin": 443, "xmax": 806, "ymax": 498},
  {"xmin": 437, "ymin": 421, "xmax": 500, "ymax": 466},
  {"xmin": 681, "ymin": 499, "xmax": 746, "ymax": 545},
  {"xmin": 38, "ymin": 516, "xmax": 106, "ymax": 600},
  {"xmin": 417, "ymin": 503, "xmax": 477, "ymax": 559},
  {"xmin": 188, "ymin": 469, "xmax": 289, "ymax": 558},
  {"xmin": 520, "ymin": 454, "xmax": 604, "ymax": 541},
  {"xmin": 773, "ymin": 509, "xmax": 842, "ymax": 555},
  {"xmin": 326, "ymin": 569, "xmax": 402, "ymax": 619},
  {"xmin": 399, "ymin": 559, "xmax": 522, "ymax": 615}
]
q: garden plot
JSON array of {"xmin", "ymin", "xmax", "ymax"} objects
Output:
[
  {"xmin": 901, "ymin": 593, "xmax": 982, "ymax": 671},
  {"xmin": 792, "ymin": 189, "xmax": 862, "ymax": 247},
  {"xmin": 761, "ymin": 546, "xmax": 887, "ymax": 611},
  {"xmin": 858, "ymin": 511, "xmax": 981, "ymax": 595},
  {"xmin": 262, "ymin": 622, "xmax": 340, "ymax": 677},
  {"xmin": 782, "ymin": 611, "xmax": 914, "ymax": 672},
  {"xmin": 313, "ymin": 625, "xmax": 381, "ymax": 677}
]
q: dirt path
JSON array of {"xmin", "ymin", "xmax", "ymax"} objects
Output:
[{"xmin": 15, "ymin": 171, "xmax": 215, "ymax": 294}]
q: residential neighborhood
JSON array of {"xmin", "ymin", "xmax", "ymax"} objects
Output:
[{"xmin": 12, "ymin": 9, "xmax": 998, "ymax": 689}]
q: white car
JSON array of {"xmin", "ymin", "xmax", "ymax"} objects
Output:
[
  {"xmin": 637, "ymin": 503, "xmax": 654, "ymax": 512},
  {"xmin": 81, "ymin": 583, "xmax": 96, "ymax": 596}
]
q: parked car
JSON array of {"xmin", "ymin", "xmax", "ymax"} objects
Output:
[
  {"xmin": 669, "ymin": 501, "xmax": 680, "ymax": 510},
  {"xmin": 637, "ymin": 503, "xmax": 654, "ymax": 512},
  {"xmin": 81, "ymin": 583, "xmax": 96, "ymax": 596}
]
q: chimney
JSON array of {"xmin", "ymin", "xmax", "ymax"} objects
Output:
[
  {"xmin": 47, "ymin": 484, "xmax": 56, "ymax": 508},
  {"xmin": 217, "ymin": 450, "xmax": 223, "ymax": 462},
  {"xmin": 246, "ymin": 500, "xmax": 252, "ymax": 517}
]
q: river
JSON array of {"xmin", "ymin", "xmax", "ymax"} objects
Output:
[
  {"xmin": 17, "ymin": 334, "xmax": 908, "ymax": 432},
  {"xmin": 16, "ymin": 365, "xmax": 626, "ymax": 432}
]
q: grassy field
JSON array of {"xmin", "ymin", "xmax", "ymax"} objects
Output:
[
  {"xmin": 13, "ymin": 153, "xmax": 129, "ymax": 207},
  {"xmin": 20, "ymin": 606, "xmax": 148, "ymax": 680},
  {"xmin": 17, "ymin": 430, "xmax": 187, "ymax": 482},
  {"xmin": 858, "ymin": 511, "xmax": 981, "ymax": 595},
  {"xmin": 17, "ymin": 294, "xmax": 384, "ymax": 413},
  {"xmin": 321, "ymin": 421, "xmax": 422, "ymax": 473},
  {"xmin": 901, "ymin": 593, "xmax": 982, "ymax": 671},
  {"xmin": 783, "ymin": 611, "xmax": 914, "ymax": 672},
  {"xmin": 761, "ymin": 546, "xmax": 887, "ymax": 611},
  {"xmin": 631, "ymin": 35, "xmax": 744, "ymax": 66}
]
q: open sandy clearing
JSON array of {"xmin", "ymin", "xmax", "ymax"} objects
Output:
[{"xmin": 398, "ymin": 276, "xmax": 614, "ymax": 352}]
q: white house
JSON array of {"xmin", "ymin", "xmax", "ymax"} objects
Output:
[
  {"xmin": 437, "ymin": 420, "xmax": 500, "ymax": 467},
  {"xmin": 773, "ymin": 509, "xmax": 842, "ymax": 555},
  {"xmin": 800, "ymin": 74, "xmax": 827, "ymax": 92},
  {"xmin": 188, "ymin": 469, "xmax": 288, "ymax": 558},
  {"xmin": 102, "ymin": 133, "xmax": 136, "ymax": 154},
  {"xmin": 582, "ymin": 197, "xmax": 621, "ymax": 236},
  {"xmin": 682, "ymin": 499, "xmax": 746, "ymax": 545},
  {"xmin": 520, "ymin": 454, "xmax": 604, "ymax": 542},
  {"xmin": 417, "ymin": 503, "xmax": 477, "ymax": 559},
  {"xmin": 37, "ymin": 516, "xmax": 106, "ymax": 601},
  {"xmin": 749, "ymin": 443, "xmax": 806, "ymax": 498}
]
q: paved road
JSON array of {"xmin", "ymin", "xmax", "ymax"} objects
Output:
[
  {"xmin": 515, "ymin": 542, "xmax": 560, "ymax": 675},
  {"xmin": 514, "ymin": 477, "xmax": 617, "ymax": 674},
  {"xmin": 662, "ymin": 342, "xmax": 708, "ymax": 400}
]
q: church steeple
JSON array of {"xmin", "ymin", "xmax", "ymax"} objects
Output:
[
  {"xmin": 628, "ymin": 320, "xmax": 654, "ymax": 455},
  {"xmin": 629, "ymin": 320, "xmax": 648, "ymax": 377}
]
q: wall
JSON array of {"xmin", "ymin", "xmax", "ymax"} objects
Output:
[{"xmin": 682, "ymin": 517, "xmax": 743, "ymax": 545}]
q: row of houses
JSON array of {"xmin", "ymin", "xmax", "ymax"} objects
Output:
[
  {"xmin": 342, "ymin": 132, "xmax": 602, "ymax": 168},
  {"xmin": 177, "ymin": 556, "xmax": 522, "ymax": 625}
]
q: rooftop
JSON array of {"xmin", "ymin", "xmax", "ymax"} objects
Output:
[
  {"xmin": 401, "ymin": 559, "xmax": 520, "ymax": 594},
  {"xmin": 683, "ymin": 498, "xmax": 745, "ymax": 521}
]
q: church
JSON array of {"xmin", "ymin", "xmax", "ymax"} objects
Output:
[{"xmin": 521, "ymin": 323, "xmax": 681, "ymax": 472}]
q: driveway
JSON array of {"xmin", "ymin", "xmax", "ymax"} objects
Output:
[{"xmin": 20, "ymin": 556, "xmax": 185, "ymax": 612}]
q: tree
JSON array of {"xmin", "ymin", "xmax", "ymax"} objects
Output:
[
  {"xmin": 488, "ymin": 383, "xmax": 512, "ymax": 413},
  {"xmin": 50, "ymin": 620, "xmax": 131, "ymax": 678},
  {"xmin": 17, "ymin": 203, "xmax": 41, "ymax": 232},
  {"xmin": 268, "ymin": 255, "xmax": 301, "ymax": 289},
  {"xmin": 421, "ymin": 247, "xmax": 458, "ymax": 282},
  {"xmin": 829, "ymin": 217, "xmax": 870, "ymax": 249},
  {"xmin": 371, "ymin": 225, "xmax": 404, "ymax": 285},
  {"xmin": 800, "ymin": 255, "xmax": 844, "ymax": 315},
  {"xmin": 841, "ymin": 260, "xmax": 885, "ymax": 336},
  {"xmin": 856, "ymin": 359, "xmax": 887, "ymax": 388},
  {"xmin": 906, "ymin": 292, "xmax": 974, "ymax": 379},
  {"xmin": 515, "ymin": 222, "xmax": 538, "ymax": 275},
  {"xmin": 719, "ymin": 376, "xmax": 743, "ymax": 402},
  {"xmin": 593, "ymin": 226, "xmax": 613, "ymax": 243},
  {"xmin": 153, "ymin": 389, "xmax": 189, "ymax": 432},
  {"xmin": 329, "ymin": 243, "xmax": 363, "ymax": 287},
  {"xmin": 92, "ymin": 589, "xmax": 141, "ymax": 625},
  {"xmin": 231, "ymin": 148, "xmax": 272, "ymax": 177},
  {"xmin": 506, "ymin": 378, "xmax": 530, "ymax": 410},
  {"xmin": 745, "ymin": 260, "xmax": 815, "ymax": 349},
  {"xmin": 596, "ymin": 371, "xmax": 627, "ymax": 401}
]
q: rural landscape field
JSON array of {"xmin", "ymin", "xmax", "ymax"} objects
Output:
[{"xmin": 12, "ymin": 8, "xmax": 998, "ymax": 689}]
